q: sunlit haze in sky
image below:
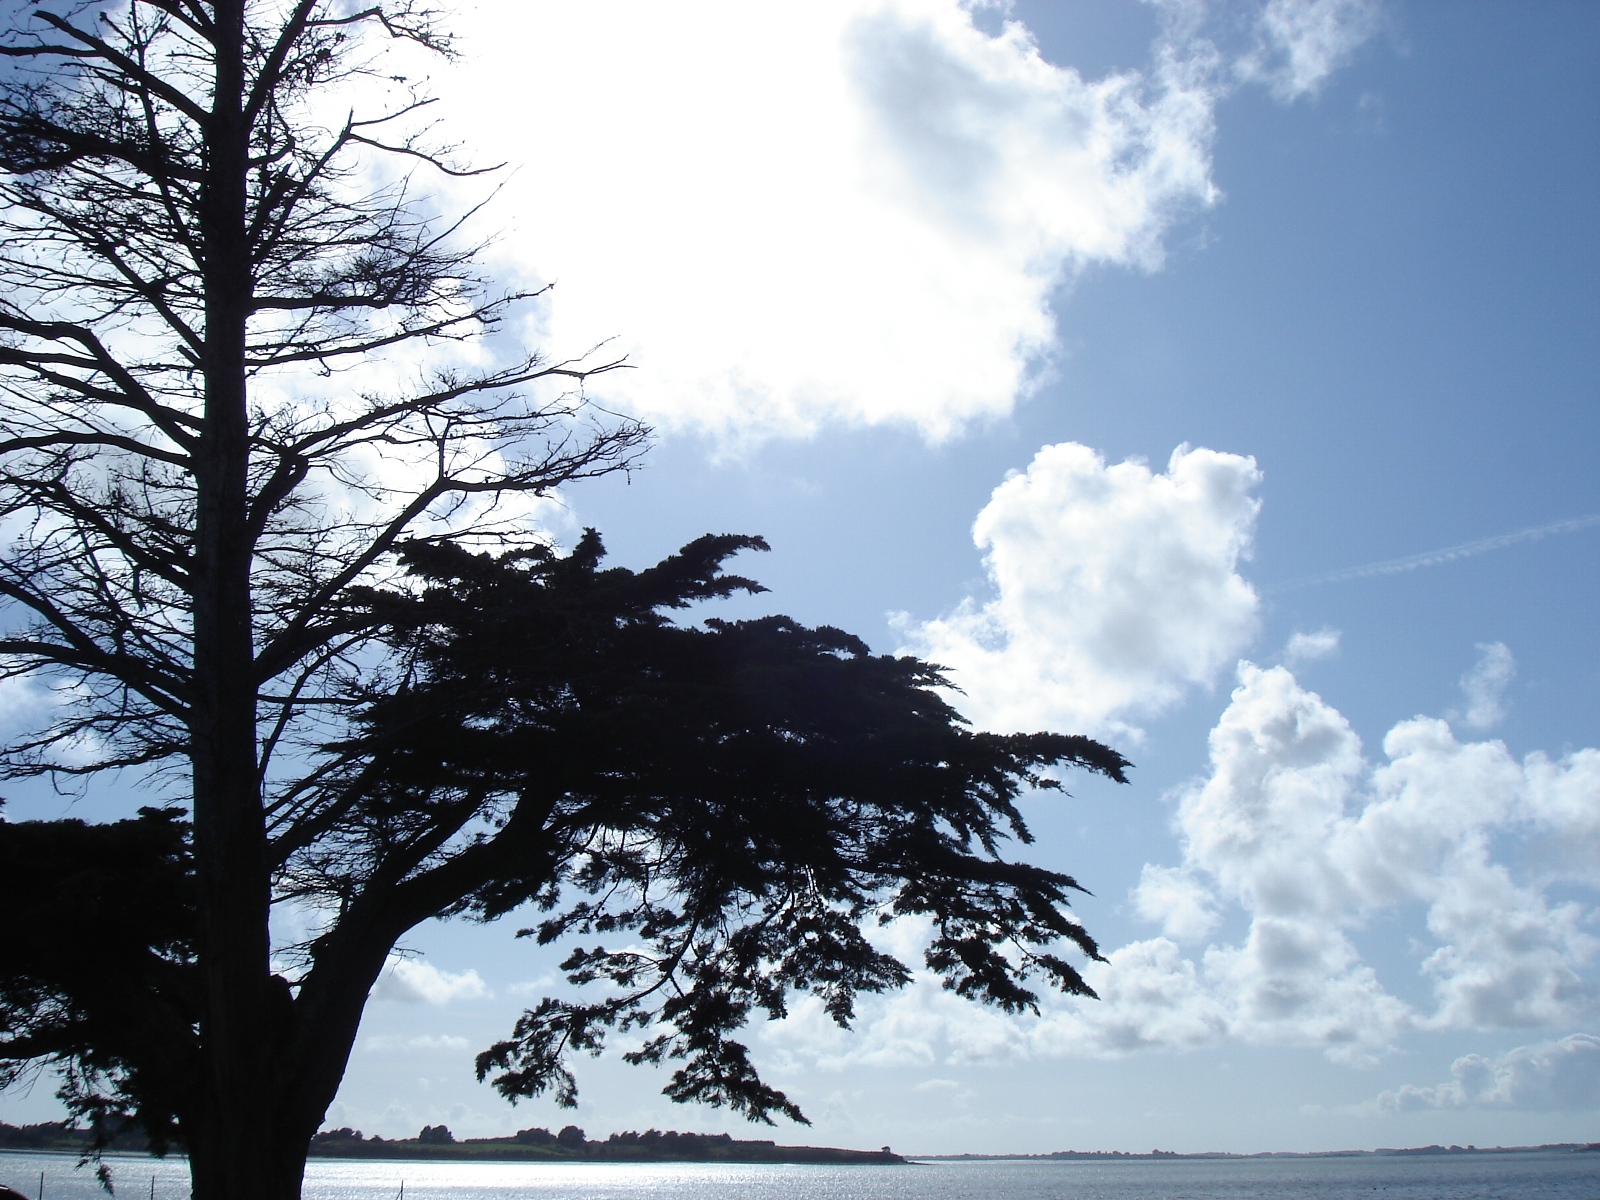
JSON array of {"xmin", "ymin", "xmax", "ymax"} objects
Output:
[{"xmin": 5, "ymin": 0, "xmax": 1599, "ymax": 1156}]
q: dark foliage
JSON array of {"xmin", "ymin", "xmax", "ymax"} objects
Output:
[
  {"xmin": 320, "ymin": 532, "xmax": 1129, "ymax": 1123},
  {"xmin": 0, "ymin": 809, "xmax": 193, "ymax": 1153},
  {"xmin": 308, "ymin": 1128, "xmax": 363, "ymax": 1146},
  {"xmin": 0, "ymin": 1119, "xmax": 86, "ymax": 1149}
]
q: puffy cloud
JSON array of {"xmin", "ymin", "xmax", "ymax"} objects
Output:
[
  {"xmin": 1100, "ymin": 662, "xmax": 1599, "ymax": 1059},
  {"xmin": 1457, "ymin": 642, "xmax": 1516, "ymax": 731},
  {"xmin": 0, "ymin": 675, "xmax": 51, "ymax": 732},
  {"xmin": 432, "ymin": 1, "xmax": 1228, "ymax": 441},
  {"xmin": 372, "ymin": 957, "xmax": 491, "ymax": 1006},
  {"xmin": 1090, "ymin": 664, "xmax": 1413, "ymax": 1063},
  {"xmin": 1376, "ymin": 1034, "xmax": 1600, "ymax": 1113},
  {"xmin": 899, "ymin": 443, "xmax": 1261, "ymax": 735},
  {"xmin": 1038, "ymin": 938, "xmax": 1227, "ymax": 1056},
  {"xmin": 221, "ymin": 0, "xmax": 1382, "ymax": 468},
  {"xmin": 0, "ymin": 677, "xmax": 103, "ymax": 774},
  {"xmin": 1524, "ymin": 748, "xmax": 1600, "ymax": 886},
  {"xmin": 763, "ymin": 974, "xmax": 1028, "ymax": 1071},
  {"xmin": 764, "ymin": 656, "xmax": 1600, "ymax": 1074},
  {"xmin": 1038, "ymin": 924, "xmax": 1409, "ymax": 1064},
  {"xmin": 1133, "ymin": 864, "xmax": 1219, "ymax": 942},
  {"xmin": 1283, "ymin": 627, "xmax": 1340, "ymax": 665},
  {"xmin": 763, "ymin": 915, "xmax": 1030, "ymax": 1070},
  {"xmin": 1236, "ymin": 0, "xmax": 1384, "ymax": 101},
  {"xmin": 287, "ymin": 0, "xmax": 1394, "ymax": 447},
  {"xmin": 1351, "ymin": 716, "xmax": 1595, "ymax": 1029}
]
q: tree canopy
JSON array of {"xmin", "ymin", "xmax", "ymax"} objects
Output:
[{"xmin": 333, "ymin": 534, "xmax": 1127, "ymax": 1120}]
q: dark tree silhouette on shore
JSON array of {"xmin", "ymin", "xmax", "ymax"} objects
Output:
[{"xmin": 0, "ymin": 5, "xmax": 1127, "ymax": 1199}]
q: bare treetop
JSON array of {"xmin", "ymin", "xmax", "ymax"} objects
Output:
[{"xmin": 0, "ymin": 0, "xmax": 647, "ymax": 784}]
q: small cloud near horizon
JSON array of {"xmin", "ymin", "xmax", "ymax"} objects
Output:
[{"xmin": 372, "ymin": 957, "xmax": 491, "ymax": 1006}]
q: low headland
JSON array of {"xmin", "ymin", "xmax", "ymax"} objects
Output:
[
  {"xmin": 307, "ymin": 1125, "xmax": 903, "ymax": 1164},
  {"xmin": 0, "ymin": 1121, "xmax": 902, "ymax": 1165}
]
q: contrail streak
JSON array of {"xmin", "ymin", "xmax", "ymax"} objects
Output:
[{"xmin": 1268, "ymin": 512, "xmax": 1600, "ymax": 594}]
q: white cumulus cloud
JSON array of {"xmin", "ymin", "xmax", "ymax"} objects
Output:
[
  {"xmin": 1283, "ymin": 627, "xmax": 1341, "ymax": 665},
  {"xmin": 372, "ymin": 957, "xmax": 491, "ymax": 1006},
  {"xmin": 268, "ymin": 0, "xmax": 1387, "ymax": 450},
  {"xmin": 1133, "ymin": 864, "xmax": 1220, "ymax": 942},
  {"xmin": 1090, "ymin": 662, "xmax": 1600, "ymax": 1059},
  {"xmin": 898, "ymin": 442, "xmax": 1261, "ymax": 736},
  {"xmin": 777, "ymin": 659, "xmax": 1600, "ymax": 1074},
  {"xmin": 1376, "ymin": 1033, "xmax": 1600, "ymax": 1113},
  {"xmin": 433, "ymin": 1, "xmax": 1228, "ymax": 441},
  {"xmin": 764, "ymin": 972, "xmax": 1030, "ymax": 1071}
]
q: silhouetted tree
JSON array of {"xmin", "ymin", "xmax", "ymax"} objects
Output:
[
  {"xmin": 0, "ymin": 5, "xmax": 1128, "ymax": 1200},
  {"xmin": 0, "ymin": 3, "xmax": 640, "ymax": 1197},
  {"xmin": 343, "ymin": 535, "xmax": 1128, "ymax": 1121}
]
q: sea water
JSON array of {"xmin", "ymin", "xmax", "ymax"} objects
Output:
[{"xmin": 3, "ymin": 1149, "xmax": 1598, "ymax": 1200}]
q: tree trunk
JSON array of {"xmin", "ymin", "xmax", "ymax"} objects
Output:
[
  {"xmin": 186, "ymin": 1110, "xmax": 316, "ymax": 1200},
  {"xmin": 183, "ymin": 956, "xmax": 393, "ymax": 1200},
  {"xmin": 187, "ymin": 4, "xmax": 280, "ymax": 1197}
]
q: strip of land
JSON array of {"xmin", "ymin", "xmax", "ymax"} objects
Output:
[
  {"xmin": 914, "ymin": 1143, "xmax": 1598, "ymax": 1160},
  {"xmin": 0, "ymin": 1122, "xmax": 902, "ymax": 1165},
  {"xmin": 3, "ymin": 1122, "xmax": 1594, "ymax": 1164}
]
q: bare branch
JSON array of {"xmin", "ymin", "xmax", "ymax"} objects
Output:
[{"xmin": 30, "ymin": 10, "xmax": 211, "ymax": 126}]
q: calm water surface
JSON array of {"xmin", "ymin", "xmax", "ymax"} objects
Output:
[{"xmin": 4, "ymin": 1149, "xmax": 1598, "ymax": 1200}]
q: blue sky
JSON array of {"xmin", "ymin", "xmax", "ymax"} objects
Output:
[{"xmin": 5, "ymin": 0, "xmax": 1599, "ymax": 1156}]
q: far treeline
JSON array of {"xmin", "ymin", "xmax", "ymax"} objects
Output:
[
  {"xmin": 309, "ymin": 1126, "xmax": 901, "ymax": 1164},
  {"xmin": 0, "ymin": 1121, "xmax": 899, "ymax": 1165}
]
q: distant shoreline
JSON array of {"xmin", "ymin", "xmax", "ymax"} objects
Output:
[
  {"xmin": 4, "ymin": 1124, "xmax": 1596, "ymax": 1165},
  {"xmin": 305, "ymin": 1139, "xmax": 902, "ymax": 1166},
  {"xmin": 912, "ymin": 1144, "xmax": 1599, "ymax": 1162},
  {"xmin": 0, "ymin": 1122, "xmax": 903, "ymax": 1167}
]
